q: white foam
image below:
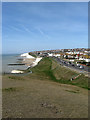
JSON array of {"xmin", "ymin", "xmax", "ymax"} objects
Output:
[{"xmin": 11, "ymin": 70, "xmax": 24, "ymax": 73}]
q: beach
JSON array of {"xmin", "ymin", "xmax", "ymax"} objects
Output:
[
  {"xmin": 22, "ymin": 58, "xmax": 35, "ymax": 66},
  {"xmin": 20, "ymin": 53, "xmax": 42, "ymax": 67},
  {"xmin": 2, "ymin": 53, "xmax": 42, "ymax": 74},
  {"xmin": 2, "ymin": 54, "xmax": 28, "ymax": 73}
]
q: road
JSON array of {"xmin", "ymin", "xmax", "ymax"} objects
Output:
[{"xmin": 52, "ymin": 57, "xmax": 90, "ymax": 76}]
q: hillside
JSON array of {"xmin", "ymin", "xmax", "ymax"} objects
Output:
[
  {"xmin": 2, "ymin": 57, "xmax": 88, "ymax": 118},
  {"xmin": 29, "ymin": 57, "xmax": 89, "ymax": 90}
]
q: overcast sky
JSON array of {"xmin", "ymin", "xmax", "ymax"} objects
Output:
[{"xmin": 2, "ymin": 2, "xmax": 88, "ymax": 54}]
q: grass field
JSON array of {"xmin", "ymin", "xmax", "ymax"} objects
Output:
[{"xmin": 28, "ymin": 57, "xmax": 89, "ymax": 90}]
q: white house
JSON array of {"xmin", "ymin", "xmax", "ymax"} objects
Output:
[
  {"xmin": 54, "ymin": 54, "xmax": 60, "ymax": 57},
  {"xmin": 48, "ymin": 53, "xmax": 53, "ymax": 57},
  {"xmin": 85, "ymin": 59, "xmax": 90, "ymax": 62}
]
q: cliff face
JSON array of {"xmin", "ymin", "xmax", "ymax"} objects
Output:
[{"xmin": 20, "ymin": 53, "xmax": 35, "ymax": 59}]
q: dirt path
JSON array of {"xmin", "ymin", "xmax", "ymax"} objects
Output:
[{"xmin": 2, "ymin": 75, "xmax": 88, "ymax": 118}]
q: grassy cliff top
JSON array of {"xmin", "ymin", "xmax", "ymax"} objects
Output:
[
  {"xmin": 29, "ymin": 52, "xmax": 37, "ymax": 58},
  {"xmin": 29, "ymin": 57, "xmax": 89, "ymax": 90}
]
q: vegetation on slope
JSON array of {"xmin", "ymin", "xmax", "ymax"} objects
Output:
[
  {"xmin": 29, "ymin": 52, "xmax": 37, "ymax": 58},
  {"xmin": 28, "ymin": 57, "xmax": 89, "ymax": 89}
]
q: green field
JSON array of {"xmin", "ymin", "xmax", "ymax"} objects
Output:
[{"xmin": 26, "ymin": 57, "xmax": 89, "ymax": 90}]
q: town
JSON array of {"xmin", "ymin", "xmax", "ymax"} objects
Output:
[{"xmin": 29, "ymin": 48, "xmax": 90, "ymax": 73}]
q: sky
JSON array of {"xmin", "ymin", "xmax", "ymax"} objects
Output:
[{"xmin": 2, "ymin": 2, "xmax": 88, "ymax": 54}]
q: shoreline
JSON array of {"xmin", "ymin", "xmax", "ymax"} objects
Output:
[{"xmin": 10, "ymin": 53, "xmax": 42, "ymax": 74}]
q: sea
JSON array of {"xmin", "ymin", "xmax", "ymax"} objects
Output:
[{"xmin": 2, "ymin": 54, "xmax": 28, "ymax": 73}]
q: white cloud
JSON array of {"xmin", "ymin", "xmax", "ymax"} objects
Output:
[
  {"xmin": 21, "ymin": 25, "xmax": 32, "ymax": 33},
  {"xmin": 10, "ymin": 26, "xmax": 23, "ymax": 32},
  {"xmin": 37, "ymin": 28, "xmax": 44, "ymax": 35},
  {"xmin": 36, "ymin": 27, "xmax": 50, "ymax": 39},
  {"xmin": 10, "ymin": 24, "xmax": 33, "ymax": 34}
]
